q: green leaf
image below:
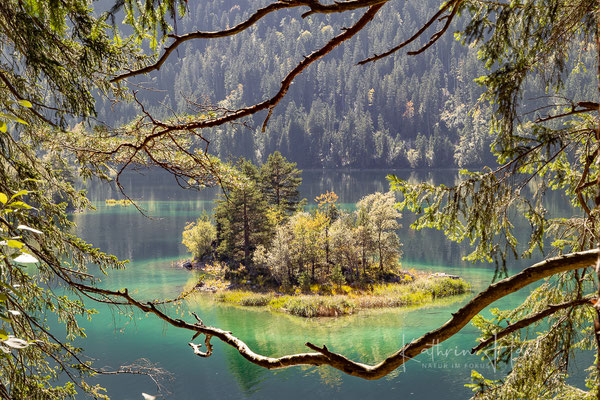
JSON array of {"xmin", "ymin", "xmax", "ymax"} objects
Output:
[
  {"xmin": 10, "ymin": 190, "xmax": 28, "ymax": 200},
  {"xmin": 0, "ymin": 193, "xmax": 6, "ymax": 204},
  {"xmin": 9, "ymin": 201, "xmax": 32, "ymax": 210},
  {"xmin": 17, "ymin": 100, "xmax": 32, "ymax": 108},
  {"xmin": 4, "ymin": 240, "xmax": 24, "ymax": 249},
  {"xmin": 0, "ymin": 122, "xmax": 6, "ymax": 133},
  {"xmin": 0, "ymin": 330, "xmax": 7, "ymax": 341},
  {"xmin": 0, "ymin": 112, "xmax": 28, "ymax": 125},
  {"xmin": 0, "ymin": 293, "xmax": 7, "ymax": 302}
]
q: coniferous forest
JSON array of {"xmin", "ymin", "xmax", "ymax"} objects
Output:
[{"xmin": 95, "ymin": 0, "xmax": 596, "ymax": 170}]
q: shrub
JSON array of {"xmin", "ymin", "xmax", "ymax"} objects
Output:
[{"xmin": 182, "ymin": 217, "xmax": 216, "ymax": 260}]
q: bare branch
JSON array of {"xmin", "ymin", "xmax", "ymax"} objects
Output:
[
  {"xmin": 358, "ymin": 0, "xmax": 462, "ymax": 65},
  {"xmin": 299, "ymin": 0, "xmax": 388, "ymax": 17},
  {"xmin": 67, "ymin": 249, "xmax": 599, "ymax": 380},
  {"xmin": 575, "ymin": 146, "xmax": 599, "ymax": 218},
  {"xmin": 189, "ymin": 335, "xmax": 213, "ymax": 358},
  {"xmin": 407, "ymin": 0, "xmax": 461, "ymax": 56},
  {"xmin": 110, "ymin": 0, "xmax": 388, "ymax": 83},
  {"xmin": 21, "ymin": 207, "xmax": 599, "ymax": 380},
  {"xmin": 111, "ymin": 2, "xmax": 300, "ymax": 83},
  {"xmin": 105, "ymin": 1, "xmax": 385, "ymax": 149},
  {"xmin": 535, "ymin": 102, "xmax": 598, "ymax": 123}
]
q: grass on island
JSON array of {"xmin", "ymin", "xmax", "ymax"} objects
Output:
[{"xmin": 200, "ymin": 273, "xmax": 470, "ymax": 317}]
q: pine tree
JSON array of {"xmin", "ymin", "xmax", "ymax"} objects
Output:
[
  {"xmin": 215, "ymin": 160, "xmax": 272, "ymax": 267},
  {"xmin": 259, "ymin": 151, "xmax": 302, "ymax": 213}
]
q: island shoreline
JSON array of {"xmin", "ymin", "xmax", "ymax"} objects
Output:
[{"xmin": 178, "ymin": 261, "xmax": 471, "ymax": 318}]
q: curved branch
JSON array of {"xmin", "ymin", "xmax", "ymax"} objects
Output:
[
  {"xmin": 575, "ymin": 145, "xmax": 599, "ymax": 218},
  {"xmin": 299, "ymin": 0, "xmax": 388, "ymax": 17},
  {"xmin": 358, "ymin": 0, "xmax": 462, "ymax": 65},
  {"xmin": 407, "ymin": 0, "xmax": 461, "ymax": 56},
  {"xmin": 108, "ymin": 2, "xmax": 385, "ymax": 143},
  {"xmin": 70, "ymin": 249, "xmax": 599, "ymax": 380},
  {"xmin": 110, "ymin": 0, "xmax": 388, "ymax": 83},
  {"xmin": 111, "ymin": 2, "xmax": 300, "ymax": 83},
  {"xmin": 189, "ymin": 335, "xmax": 213, "ymax": 358},
  {"xmin": 535, "ymin": 104, "xmax": 598, "ymax": 123},
  {"xmin": 471, "ymin": 296, "xmax": 596, "ymax": 353}
]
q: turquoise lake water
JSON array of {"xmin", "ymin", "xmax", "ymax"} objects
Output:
[{"xmin": 65, "ymin": 169, "xmax": 587, "ymax": 399}]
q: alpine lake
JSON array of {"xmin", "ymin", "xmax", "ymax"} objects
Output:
[{"xmin": 62, "ymin": 169, "xmax": 589, "ymax": 399}]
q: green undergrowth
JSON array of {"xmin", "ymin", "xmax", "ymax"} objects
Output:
[{"xmin": 214, "ymin": 277, "xmax": 470, "ymax": 317}]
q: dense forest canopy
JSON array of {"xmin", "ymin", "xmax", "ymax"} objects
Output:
[
  {"xmin": 2, "ymin": 0, "xmax": 600, "ymax": 399},
  {"xmin": 95, "ymin": 0, "xmax": 597, "ymax": 170}
]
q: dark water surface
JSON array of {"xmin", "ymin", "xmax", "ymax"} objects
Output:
[{"xmin": 67, "ymin": 169, "xmax": 581, "ymax": 399}]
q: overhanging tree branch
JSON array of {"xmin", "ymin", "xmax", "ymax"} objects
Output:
[
  {"xmin": 63, "ymin": 249, "xmax": 600, "ymax": 380},
  {"xmin": 82, "ymin": 1, "xmax": 385, "ymax": 175},
  {"xmin": 357, "ymin": 0, "xmax": 462, "ymax": 65},
  {"xmin": 110, "ymin": 0, "xmax": 389, "ymax": 83},
  {"xmin": 110, "ymin": 1, "xmax": 300, "ymax": 83},
  {"xmin": 535, "ymin": 101, "xmax": 600, "ymax": 123},
  {"xmin": 156, "ymin": 2, "xmax": 384, "ymax": 133}
]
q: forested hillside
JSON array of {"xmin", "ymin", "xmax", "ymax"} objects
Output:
[{"xmin": 96, "ymin": 0, "xmax": 595, "ymax": 169}]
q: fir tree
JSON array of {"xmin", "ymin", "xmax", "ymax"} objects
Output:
[{"xmin": 259, "ymin": 151, "xmax": 302, "ymax": 213}]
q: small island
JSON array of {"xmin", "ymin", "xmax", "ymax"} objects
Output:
[
  {"xmin": 189, "ymin": 264, "xmax": 469, "ymax": 317},
  {"xmin": 180, "ymin": 152, "xmax": 470, "ymax": 317}
]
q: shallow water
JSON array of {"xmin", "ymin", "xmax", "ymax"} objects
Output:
[{"xmin": 66, "ymin": 169, "xmax": 583, "ymax": 399}]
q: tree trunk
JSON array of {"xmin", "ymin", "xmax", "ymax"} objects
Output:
[
  {"xmin": 378, "ymin": 231, "xmax": 383, "ymax": 272},
  {"xmin": 243, "ymin": 193, "xmax": 250, "ymax": 266},
  {"xmin": 325, "ymin": 226, "xmax": 330, "ymax": 271},
  {"xmin": 361, "ymin": 244, "xmax": 367, "ymax": 277}
]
